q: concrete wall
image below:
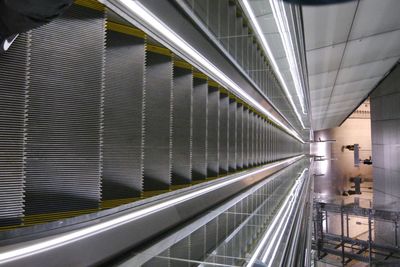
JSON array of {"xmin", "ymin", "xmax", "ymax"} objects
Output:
[{"xmin": 370, "ymin": 63, "xmax": 400, "ymax": 212}]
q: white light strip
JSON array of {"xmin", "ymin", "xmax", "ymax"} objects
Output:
[
  {"xmin": 246, "ymin": 168, "xmax": 308, "ymax": 266},
  {"xmin": 240, "ymin": 0, "xmax": 306, "ymax": 129},
  {"xmin": 263, "ymin": 171, "xmax": 305, "ymax": 266},
  {"xmin": 0, "ymin": 156, "xmax": 303, "ymax": 264},
  {"xmin": 114, "ymin": 0, "xmax": 304, "ymax": 142},
  {"xmin": 269, "ymin": 0, "xmax": 306, "ymax": 115}
]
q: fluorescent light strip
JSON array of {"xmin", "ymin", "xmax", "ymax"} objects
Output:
[
  {"xmin": 269, "ymin": 0, "xmax": 306, "ymax": 115},
  {"xmin": 0, "ymin": 156, "xmax": 303, "ymax": 264},
  {"xmin": 246, "ymin": 168, "xmax": 308, "ymax": 266},
  {"xmin": 262, "ymin": 171, "xmax": 305, "ymax": 265},
  {"xmin": 240, "ymin": 0, "xmax": 306, "ymax": 129},
  {"xmin": 114, "ymin": 0, "xmax": 304, "ymax": 143}
]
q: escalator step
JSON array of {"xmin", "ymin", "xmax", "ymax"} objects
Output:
[
  {"xmin": 229, "ymin": 98, "xmax": 237, "ymax": 172},
  {"xmin": 24, "ymin": 4, "xmax": 106, "ymax": 215},
  {"xmin": 207, "ymin": 84, "xmax": 219, "ymax": 178},
  {"xmin": 143, "ymin": 51, "xmax": 173, "ymax": 191},
  {"xmin": 102, "ymin": 29, "xmax": 145, "ymax": 200},
  {"xmin": 0, "ymin": 33, "xmax": 29, "ymax": 226},
  {"xmin": 171, "ymin": 65, "xmax": 193, "ymax": 185},
  {"xmin": 192, "ymin": 77, "xmax": 208, "ymax": 180},
  {"xmin": 219, "ymin": 92, "xmax": 229, "ymax": 175}
]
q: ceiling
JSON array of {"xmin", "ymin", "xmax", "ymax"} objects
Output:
[{"xmin": 303, "ymin": 0, "xmax": 400, "ymax": 130}]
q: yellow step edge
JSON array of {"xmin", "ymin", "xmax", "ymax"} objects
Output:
[
  {"xmin": 146, "ymin": 44, "xmax": 172, "ymax": 57},
  {"xmin": 208, "ymin": 80, "xmax": 219, "ymax": 88},
  {"xmin": 193, "ymin": 72, "xmax": 208, "ymax": 80},
  {"xmin": 174, "ymin": 60, "xmax": 193, "ymax": 70},
  {"xmin": 107, "ymin": 21, "xmax": 146, "ymax": 39},
  {"xmin": 74, "ymin": 0, "xmax": 104, "ymax": 11}
]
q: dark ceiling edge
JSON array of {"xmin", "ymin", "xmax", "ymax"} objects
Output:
[{"xmin": 338, "ymin": 60, "xmax": 400, "ymax": 127}]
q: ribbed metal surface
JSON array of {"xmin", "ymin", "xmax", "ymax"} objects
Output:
[
  {"xmin": 24, "ymin": 5, "xmax": 105, "ymax": 215},
  {"xmin": 243, "ymin": 107, "xmax": 250, "ymax": 168},
  {"xmin": 236, "ymin": 103, "xmax": 243, "ymax": 169},
  {"xmin": 171, "ymin": 66, "xmax": 192, "ymax": 185},
  {"xmin": 192, "ymin": 78, "xmax": 207, "ymax": 180},
  {"xmin": 249, "ymin": 112, "xmax": 255, "ymax": 167},
  {"xmin": 229, "ymin": 98, "xmax": 237, "ymax": 172},
  {"xmin": 262, "ymin": 119, "xmax": 267, "ymax": 164},
  {"xmin": 0, "ymin": 1, "xmax": 306, "ymax": 230},
  {"xmin": 102, "ymin": 30, "xmax": 145, "ymax": 200},
  {"xmin": 207, "ymin": 85, "xmax": 219, "ymax": 177},
  {"xmin": 0, "ymin": 33, "xmax": 29, "ymax": 226},
  {"xmin": 219, "ymin": 93, "xmax": 229, "ymax": 175},
  {"xmin": 143, "ymin": 51, "xmax": 173, "ymax": 191}
]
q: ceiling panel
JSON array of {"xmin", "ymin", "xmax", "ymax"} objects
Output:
[
  {"xmin": 251, "ymin": 0, "xmax": 273, "ymax": 17},
  {"xmin": 304, "ymin": 0, "xmax": 400, "ymax": 130},
  {"xmin": 336, "ymin": 57, "xmax": 398, "ymax": 84},
  {"xmin": 342, "ymin": 30, "xmax": 400, "ymax": 68},
  {"xmin": 309, "ymin": 70, "xmax": 337, "ymax": 91},
  {"xmin": 264, "ymin": 33, "xmax": 286, "ymax": 60},
  {"xmin": 332, "ymin": 77, "xmax": 382, "ymax": 95},
  {"xmin": 350, "ymin": 0, "xmax": 400, "ymax": 40},
  {"xmin": 306, "ymin": 44, "xmax": 345, "ymax": 75},
  {"xmin": 257, "ymin": 14, "xmax": 278, "ymax": 35},
  {"xmin": 303, "ymin": 1, "xmax": 358, "ymax": 50}
]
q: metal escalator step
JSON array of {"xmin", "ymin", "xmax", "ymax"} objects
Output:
[
  {"xmin": 0, "ymin": 33, "xmax": 29, "ymax": 226},
  {"xmin": 207, "ymin": 85, "xmax": 219, "ymax": 178},
  {"xmin": 249, "ymin": 112, "xmax": 255, "ymax": 167},
  {"xmin": 192, "ymin": 77, "xmax": 207, "ymax": 180},
  {"xmin": 171, "ymin": 66, "xmax": 193, "ymax": 185},
  {"xmin": 219, "ymin": 92, "xmax": 229, "ymax": 175},
  {"xmin": 102, "ymin": 30, "xmax": 145, "ymax": 200},
  {"xmin": 229, "ymin": 98, "xmax": 237, "ymax": 172},
  {"xmin": 236, "ymin": 103, "xmax": 244, "ymax": 169},
  {"xmin": 24, "ymin": 4, "xmax": 106, "ymax": 215},
  {"xmin": 262, "ymin": 119, "xmax": 267, "ymax": 164},
  {"xmin": 143, "ymin": 51, "xmax": 173, "ymax": 191},
  {"xmin": 243, "ymin": 107, "xmax": 249, "ymax": 168}
]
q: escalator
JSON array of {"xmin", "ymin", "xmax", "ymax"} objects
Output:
[{"xmin": 0, "ymin": 0, "xmax": 310, "ymax": 266}]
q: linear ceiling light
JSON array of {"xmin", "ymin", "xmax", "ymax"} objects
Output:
[
  {"xmin": 106, "ymin": 0, "xmax": 304, "ymax": 142},
  {"xmin": 269, "ymin": 0, "xmax": 307, "ymax": 115},
  {"xmin": 0, "ymin": 156, "xmax": 303, "ymax": 264},
  {"xmin": 239, "ymin": 0, "xmax": 307, "ymax": 129}
]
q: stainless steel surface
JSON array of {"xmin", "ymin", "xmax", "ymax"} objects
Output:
[
  {"xmin": 192, "ymin": 77, "xmax": 208, "ymax": 180},
  {"xmin": 370, "ymin": 62, "xmax": 400, "ymax": 251},
  {"xmin": 102, "ymin": 30, "xmax": 145, "ymax": 199},
  {"xmin": 142, "ymin": 51, "xmax": 173, "ymax": 190},
  {"xmin": 171, "ymin": 66, "xmax": 193, "ymax": 185},
  {"xmin": 0, "ymin": 33, "xmax": 29, "ymax": 226},
  {"xmin": 101, "ymin": 0, "xmax": 303, "ymax": 140},
  {"xmin": 25, "ymin": 5, "xmax": 106, "ymax": 214},
  {"xmin": 0, "ymin": 156, "xmax": 303, "ymax": 267},
  {"xmin": 114, "ymin": 157, "xmax": 310, "ymax": 267},
  {"xmin": 207, "ymin": 85, "xmax": 220, "ymax": 177}
]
